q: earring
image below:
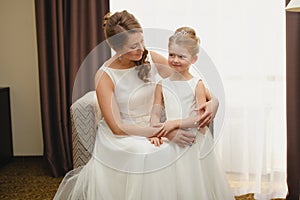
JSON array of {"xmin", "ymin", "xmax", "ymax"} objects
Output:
[{"xmin": 118, "ymin": 54, "xmax": 122, "ymax": 61}]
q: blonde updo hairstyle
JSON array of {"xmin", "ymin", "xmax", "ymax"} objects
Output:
[
  {"xmin": 168, "ymin": 27, "xmax": 200, "ymax": 57},
  {"xmin": 103, "ymin": 10, "xmax": 150, "ymax": 82}
]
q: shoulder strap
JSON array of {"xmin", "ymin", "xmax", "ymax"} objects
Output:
[{"xmin": 100, "ymin": 66, "xmax": 116, "ymax": 85}]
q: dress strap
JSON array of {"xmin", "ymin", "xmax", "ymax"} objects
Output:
[
  {"xmin": 189, "ymin": 77, "xmax": 202, "ymax": 95},
  {"xmin": 100, "ymin": 66, "xmax": 116, "ymax": 85}
]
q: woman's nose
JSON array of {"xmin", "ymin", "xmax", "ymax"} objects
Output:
[{"xmin": 138, "ymin": 43, "xmax": 144, "ymax": 51}]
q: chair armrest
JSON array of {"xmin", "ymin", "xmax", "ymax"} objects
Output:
[{"xmin": 70, "ymin": 91, "xmax": 101, "ymax": 168}]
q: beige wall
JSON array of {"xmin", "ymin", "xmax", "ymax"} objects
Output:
[{"xmin": 0, "ymin": 0, "xmax": 43, "ymax": 155}]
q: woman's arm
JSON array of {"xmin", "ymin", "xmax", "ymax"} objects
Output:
[
  {"xmin": 150, "ymin": 51, "xmax": 172, "ymax": 78},
  {"xmin": 95, "ymin": 70, "xmax": 162, "ymax": 137}
]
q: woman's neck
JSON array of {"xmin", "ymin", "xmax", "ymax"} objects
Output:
[{"xmin": 109, "ymin": 55, "xmax": 136, "ymax": 69}]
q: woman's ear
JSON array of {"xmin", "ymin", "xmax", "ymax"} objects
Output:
[{"xmin": 191, "ymin": 56, "xmax": 198, "ymax": 64}]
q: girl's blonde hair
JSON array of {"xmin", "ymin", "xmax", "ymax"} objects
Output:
[{"xmin": 168, "ymin": 27, "xmax": 200, "ymax": 56}]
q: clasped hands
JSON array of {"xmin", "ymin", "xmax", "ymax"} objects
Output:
[{"xmin": 149, "ymin": 102, "xmax": 215, "ymax": 147}]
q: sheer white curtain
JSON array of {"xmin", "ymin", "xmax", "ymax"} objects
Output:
[{"xmin": 111, "ymin": 0, "xmax": 287, "ymax": 199}]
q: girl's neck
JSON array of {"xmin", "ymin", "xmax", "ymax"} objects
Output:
[{"xmin": 170, "ymin": 71, "xmax": 193, "ymax": 81}]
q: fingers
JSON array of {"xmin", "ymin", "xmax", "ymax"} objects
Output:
[
  {"xmin": 180, "ymin": 131, "xmax": 196, "ymax": 143},
  {"xmin": 196, "ymin": 102, "xmax": 207, "ymax": 111},
  {"xmin": 198, "ymin": 106, "xmax": 212, "ymax": 127},
  {"xmin": 177, "ymin": 139, "xmax": 195, "ymax": 148},
  {"xmin": 199, "ymin": 110, "xmax": 209, "ymax": 123},
  {"xmin": 149, "ymin": 137, "xmax": 164, "ymax": 147},
  {"xmin": 156, "ymin": 128, "xmax": 167, "ymax": 138},
  {"xmin": 160, "ymin": 138, "xmax": 164, "ymax": 145},
  {"xmin": 155, "ymin": 138, "xmax": 164, "ymax": 147},
  {"xmin": 153, "ymin": 122, "xmax": 166, "ymax": 137},
  {"xmin": 199, "ymin": 115, "xmax": 212, "ymax": 128},
  {"xmin": 171, "ymin": 130, "xmax": 195, "ymax": 148}
]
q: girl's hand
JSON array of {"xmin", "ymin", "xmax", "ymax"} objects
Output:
[
  {"xmin": 149, "ymin": 137, "xmax": 163, "ymax": 147},
  {"xmin": 155, "ymin": 121, "xmax": 178, "ymax": 138}
]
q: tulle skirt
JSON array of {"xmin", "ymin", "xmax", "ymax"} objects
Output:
[{"xmin": 54, "ymin": 121, "xmax": 234, "ymax": 200}]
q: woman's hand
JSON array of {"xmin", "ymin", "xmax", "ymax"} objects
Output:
[
  {"xmin": 165, "ymin": 129, "xmax": 196, "ymax": 148},
  {"xmin": 196, "ymin": 98, "xmax": 219, "ymax": 128}
]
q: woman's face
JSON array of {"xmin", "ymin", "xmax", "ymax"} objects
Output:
[
  {"xmin": 120, "ymin": 32, "xmax": 145, "ymax": 61},
  {"xmin": 168, "ymin": 44, "xmax": 196, "ymax": 73}
]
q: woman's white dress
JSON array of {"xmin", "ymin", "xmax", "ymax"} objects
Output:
[{"xmin": 54, "ymin": 62, "xmax": 234, "ymax": 200}]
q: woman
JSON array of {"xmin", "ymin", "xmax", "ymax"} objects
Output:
[{"xmin": 54, "ymin": 10, "xmax": 219, "ymax": 200}]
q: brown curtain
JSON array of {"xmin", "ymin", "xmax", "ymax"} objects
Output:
[
  {"xmin": 286, "ymin": 1, "xmax": 300, "ymax": 199},
  {"xmin": 35, "ymin": 0, "xmax": 110, "ymax": 177}
]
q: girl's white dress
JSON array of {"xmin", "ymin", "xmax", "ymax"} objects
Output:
[{"xmin": 54, "ymin": 62, "xmax": 234, "ymax": 200}]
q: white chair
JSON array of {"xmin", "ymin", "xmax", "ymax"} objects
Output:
[{"xmin": 70, "ymin": 91, "xmax": 101, "ymax": 168}]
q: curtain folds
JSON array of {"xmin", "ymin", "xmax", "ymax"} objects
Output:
[
  {"xmin": 34, "ymin": 0, "xmax": 109, "ymax": 177},
  {"xmin": 213, "ymin": 0, "xmax": 288, "ymax": 198},
  {"xmin": 286, "ymin": 1, "xmax": 300, "ymax": 199}
]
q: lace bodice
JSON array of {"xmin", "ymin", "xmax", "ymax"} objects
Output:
[{"xmin": 101, "ymin": 63, "xmax": 160, "ymax": 125}]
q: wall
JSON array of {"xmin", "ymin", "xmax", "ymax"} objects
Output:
[
  {"xmin": 110, "ymin": 0, "xmax": 286, "ymax": 141},
  {"xmin": 0, "ymin": 0, "xmax": 43, "ymax": 155},
  {"xmin": 110, "ymin": 0, "xmax": 287, "ymax": 174}
]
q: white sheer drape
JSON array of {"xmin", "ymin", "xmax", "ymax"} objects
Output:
[
  {"xmin": 111, "ymin": 0, "xmax": 287, "ymax": 199},
  {"xmin": 217, "ymin": 77, "xmax": 287, "ymax": 199}
]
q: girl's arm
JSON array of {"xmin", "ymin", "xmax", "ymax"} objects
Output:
[
  {"xmin": 148, "ymin": 78, "xmax": 197, "ymax": 147},
  {"xmin": 161, "ymin": 80, "xmax": 206, "ymax": 132},
  {"xmin": 149, "ymin": 82, "xmax": 165, "ymax": 146},
  {"xmin": 150, "ymin": 81, "xmax": 164, "ymax": 126},
  {"xmin": 197, "ymin": 87, "xmax": 219, "ymax": 127},
  {"xmin": 95, "ymin": 70, "xmax": 162, "ymax": 137},
  {"xmin": 149, "ymin": 82, "xmax": 196, "ymax": 147},
  {"xmin": 150, "ymin": 50, "xmax": 219, "ymax": 127}
]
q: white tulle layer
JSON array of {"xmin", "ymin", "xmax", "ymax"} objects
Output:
[{"xmin": 54, "ymin": 121, "xmax": 234, "ymax": 200}]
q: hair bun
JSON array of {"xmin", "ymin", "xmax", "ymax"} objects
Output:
[
  {"xmin": 102, "ymin": 12, "xmax": 111, "ymax": 29},
  {"xmin": 175, "ymin": 26, "xmax": 200, "ymax": 46},
  {"xmin": 175, "ymin": 27, "xmax": 197, "ymax": 39}
]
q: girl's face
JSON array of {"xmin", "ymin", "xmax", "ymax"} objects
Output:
[
  {"xmin": 168, "ymin": 44, "xmax": 197, "ymax": 74},
  {"xmin": 120, "ymin": 32, "xmax": 145, "ymax": 61}
]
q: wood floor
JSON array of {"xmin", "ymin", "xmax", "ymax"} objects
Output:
[{"xmin": 0, "ymin": 157, "xmax": 285, "ymax": 200}]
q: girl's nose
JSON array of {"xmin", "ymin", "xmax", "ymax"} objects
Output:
[{"xmin": 173, "ymin": 56, "xmax": 179, "ymax": 63}]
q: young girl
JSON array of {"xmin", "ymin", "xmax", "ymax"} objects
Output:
[
  {"xmin": 149, "ymin": 27, "xmax": 207, "ymax": 146},
  {"xmin": 149, "ymin": 27, "xmax": 235, "ymax": 199}
]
